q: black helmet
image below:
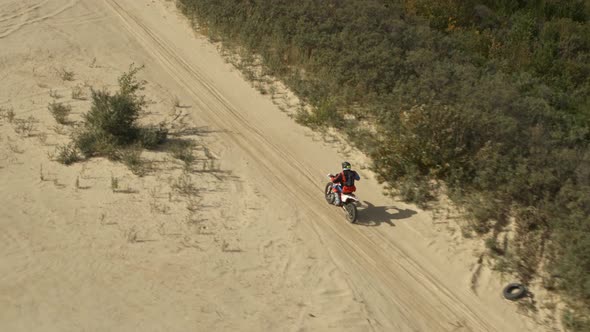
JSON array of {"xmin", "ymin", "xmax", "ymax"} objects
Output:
[{"xmin": 342, "ymin": 161, "xmax": 351, "ymax": 170}]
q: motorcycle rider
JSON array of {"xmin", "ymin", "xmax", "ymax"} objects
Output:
[{"xmin": 330, "ymin": 161, "xmax": 360, "ymax": 206}]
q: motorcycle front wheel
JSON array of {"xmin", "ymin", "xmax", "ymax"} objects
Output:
[{"xmin": 324, "ymin": 182, "xmax": 335, "ymax": 204}]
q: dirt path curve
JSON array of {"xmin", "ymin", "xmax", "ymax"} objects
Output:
[{"xmin": 100, "ymin": 1, "xmax": 537, "ymax": 331}]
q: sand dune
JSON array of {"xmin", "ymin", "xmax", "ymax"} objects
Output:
[{"xmin": 0, "ymin": 1, "xmax": 556, "ymax": 331}]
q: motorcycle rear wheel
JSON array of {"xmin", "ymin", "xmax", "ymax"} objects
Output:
[{"xmin": 344, "ymin": 203, "xmax": 357, "ymax": 223}]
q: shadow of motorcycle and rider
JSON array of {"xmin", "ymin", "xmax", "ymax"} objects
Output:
[
  {"xmin": 325, "ymin": 164, "xmax": 416, "ymax": 225},
  {"xmin": 354, "ymin": 201, "xmax": 417, "ymax": 227}
]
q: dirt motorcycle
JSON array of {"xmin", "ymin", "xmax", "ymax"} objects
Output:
[{"xmin": 324, "ymin": 174, "xmax": 359, "ymax": 223}]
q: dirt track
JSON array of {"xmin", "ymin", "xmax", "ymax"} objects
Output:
[{"xmin": 0, "ymin": 1, "xmax": 550, "ymax": 331}]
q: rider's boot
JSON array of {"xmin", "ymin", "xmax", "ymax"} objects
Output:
[{"xmin": 333, "ymin": 190, "xmax": 341, "ymax": 206}]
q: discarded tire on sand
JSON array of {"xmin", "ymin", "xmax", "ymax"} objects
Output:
[{"xmin": 503, "ymin": 283, "xmax": 527, "ymax": 301}]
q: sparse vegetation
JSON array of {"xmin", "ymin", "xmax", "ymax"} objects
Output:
[
  {"xmin": 137, "ymin": 124, "xmax": 169, "ymax": 150},
  {"xmin": 185, "ymin": 196, "xmax": 200, "ymax": 212},
  {"xmin": 120, "ymin": 147, "xmax": 147, "ymax": 176},
  {"xmin": 7, "ymin": 140, "xmax": 23, "ymax": 154},
  {"xmin": 169, "ymin": 140, "xmax": 196, "ymax": 169},
  {"xmin": 173, "ymin": 96, "xmax": 181, "ymax": 108},
  {"xmin": 58, "ymin": 68, "xmax": 75, "ymax": 81},
  {"xmin": 178, "ymin": 0, "xmax": 590, "ymax": 326},
  {"xmin": 54, "ymin": 143, "xmax": 80, "ymax": 165},
  {"xmin": 52, "ymin": 178, "xmax": 65, "ymax": 189},
  {"xmin": 149, "ymin": 187, "xmax": 171, "ymax": 214},
  {"xmin": 172, "ymin": 172, "xmax": 199, "ymax": 196},
  {"xmin": 71, "ymin": 85, "xmax": 86, "ymax": 100},
  {"xmin": 484, "ymin": 236, "xmax": 506, "ymax": 256},
  {"xmin": 52, "ymin": 124, "xmax": 67, "ymax": 136},
  {"xmin": 199, "ymin": 159, "xmax": 217, "ymax": 172},
  {"xmin": 110, "ymin": 174, "xmax": 119, "ymax": 192},
  {"xmin": 48, "ymin": 102, "xmax": 72, "ymax": 125},
  {"xmin": 49, "ymin": 89, "xmax": 61, "ymax": 99},
  {"xmin": 0, "ymin": 106, "xmax": 15, "ymax": 123},
  {"xmin": 37, "ymin": 132, "xmax": 48, "ymax": 144},
  {"xmin": 150, "ymin": 200, "xmax": 171, "ymax": 214},
  {"xmin": 12, "ymin": 116, "xmax": 36, "ymax": 137},
  {"xmin": 125, "ymin": 226, "xmax": 139, "ymax": 243}
]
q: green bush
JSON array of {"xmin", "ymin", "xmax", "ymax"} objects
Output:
[
  {"xmin": 295, "ymin": 98, "xmax": 344, "ymax": 128},
  {"xmin": 120, "ymin": 147, "xmax": 146, "ymax": 176},
  {"xmin": 54, "ymin": 143, "xmax": 80, "ymax": 165},
  {"xmin": 169, "ymin": 140, "xmax": 196, "ymax": 167},
  {"xmin": 138, "ymin": 125, "xmax": 168, "ymax": 149},
  {"xmin": 48, "ymin": 102, "xmax": 72, "ymax": 125},
  {"xmin": 73, "ymin": 64, "xmax": 167, "ymax": 160},
  {"xmin": 83, "ymin": 89, "xmax": 140, "ymax": 145},
  {"xmin": 73, "ymin": 128, "xmax": 118, "ymax": 160},
  {"xmin": 49, "ymin": 64, "xmax": 170, "ymax": 177},
  {"xmin": 77, "ymin": 64, "xmax": 147, "ymax": 149}
]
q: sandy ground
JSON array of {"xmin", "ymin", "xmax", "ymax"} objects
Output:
[{"xmin": 0, "ymin": 1, "xmax": 561, "ymax": 331}]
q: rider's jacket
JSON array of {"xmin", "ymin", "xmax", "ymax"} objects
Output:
[{"xmin": 332, "ymin": 170, "xmax": 360, "ymax": 194}]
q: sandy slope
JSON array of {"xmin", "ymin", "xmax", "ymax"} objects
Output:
[{"xmin": 0, "ymin": 1, "xmax": 557, "ymax": 331}]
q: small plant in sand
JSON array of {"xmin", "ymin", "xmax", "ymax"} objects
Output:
[
  {"xmin": 54, "ymin": 143, "xmax": 80, "ymax": 165},
  {"xmin": 150, "ymin": 198, "xmax": 171, "ymax": 214},
  {"xmin": 58, "ymin": 68, "xmax": 75, "ymax": 81},
  {"xmin": 0, "ymin": 107, "xmax": 16, "ymax": 123},
  {"xmin": 173, "ymin": 95, "xmax": 181, "ymax": 108},
  {"xmin": 48, "ymin": 101, "xmax": 72, "ymax": 125},
  {"xmin": 200, "ymin": 159, "xmax": 218, "ymax": 172},
  {"xmin": 52, "ymin": 178, "xmax": 65, "ymax": 189},
  {"xmin": 172, "ymin": 172, "xmax": 199, "ymax": 196},
  {"xmin": 110, "ymin": 174, "xmax": 119, "ymax": 192},
  {"xmin": 13, "ymin": 116, "xmax": 36, "ymax": 137},
  {"xmin": 186, "ymin": 196, "xmax": 200, "ymax": 212},
  {"xmin": 120, "ymin": 147, "xmax": 147, "ymax": 176},
  {"xmin": 255, "ymin": 83, "xmax": 268, "ymax": 95},
  {"xmin": 125, "ymin": 226, "xmax": 139, "ymax": 243},
  {"xmin": 52, "ymin": 124, "xmax": 67, "ymax": 135},
  {"xmin": 268, "ymin": 84, "xmax": 277, "ymax": 96},
  {"xmin": 148, "ymin": 187, "xmax": 170, "ymax": 214},
  {"xmin": 7, "ymin": 141, "xmax": 24, "ymax": 154},
  {"xmin": 37, "ymin": 132, "xmax": 48, "ymax": 144},
  {"xmin": 169, "ymin": 140, "xmax": 196, "ymax": 169},
  {"xmin": 151, "ymin": 201, "xmax": 171, "ymax": 214},
  {"xmin": 71, "ymin": 85, "xmax": 86, "ymax": 100},
  {"xmin": 49, "ymin": 89, "xmax": 62, "ymax": 99}
]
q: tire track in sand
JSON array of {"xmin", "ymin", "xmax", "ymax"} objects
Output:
[
  {"xmin": 0, "ymin": 0, "xmax": 79, "ymax": 39},
  {"xmin": 0, "ymin": 1, "xmax": 50, "ymax": 23}
]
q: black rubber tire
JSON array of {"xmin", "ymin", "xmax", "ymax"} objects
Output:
[
  {"xmin": 344, "ymin": 203, "xmax": 357, "ymax": 223},
  {"xmin": 503, "ymin": 283, "xmax": 527, "ymax": 301},
  {"xmin": 324, "ymin": 182, "xmax": 334, "ymax": 204}
]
